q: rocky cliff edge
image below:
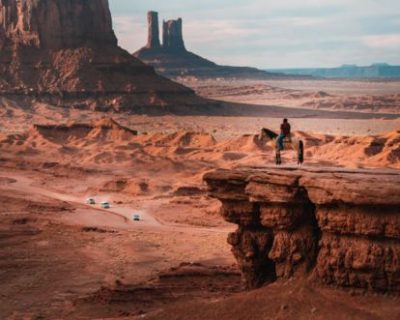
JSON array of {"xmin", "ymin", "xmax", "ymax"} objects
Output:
[{"xmin": 204, "ymin": 166, "xmax": 400, "ymax": 292}]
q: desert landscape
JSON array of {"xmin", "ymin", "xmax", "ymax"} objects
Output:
[{"xmin": 1, "ymin": 1, "xmax": 400, "ymax": 320}]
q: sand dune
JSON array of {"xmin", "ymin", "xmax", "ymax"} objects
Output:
[{"xmin": 307, "ymin": 129, "xmax": 400, "ymax": 168}]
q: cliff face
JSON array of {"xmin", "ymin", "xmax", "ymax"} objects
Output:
[
  {"xmin": 0, "ymin": 0, "xmax": 117, "ymax": 49},
  {"xmin": 204, "ymin": 167, "xmax": 400, "ymax": 292},
  {"xmin": 0, "ymin": 0, "xmax": 208, "ymax": 113}
]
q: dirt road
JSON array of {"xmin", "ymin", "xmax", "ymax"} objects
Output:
[{"xmin": 0, "ymin": 171, "xmax": 230, "ymax": 235}]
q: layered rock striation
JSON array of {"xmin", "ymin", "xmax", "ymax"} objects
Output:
[
  {"xmin": 134, "ymin": 11, "xmax": 283, "ymax": 79},
  {"xmin": 0, "ymin": 0, "xmax": 208, "ymax": 113},
  {"xmin": 204, "ymin": 167, "xmax": 400, "ymax": 292},
  {"xmin": 0, "ymin": 0, "xmax": 117, "ymax": 49}
]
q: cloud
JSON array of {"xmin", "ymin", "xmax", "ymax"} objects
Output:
[
  {"xmin": 362, "ymin": 34, "xmax": 400, "ymax": 48},
  {"xmin": 184, "ymin": 20, "xmax": 259, "ymax": 44},
  {"xmin": 113, "ymin": 15, "xmax": 146, "ymax": 53},
  {"xmin": 270, "ymin": 16, "xmax": 328, "ymax": 27}
]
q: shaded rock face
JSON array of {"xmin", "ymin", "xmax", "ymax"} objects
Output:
[
  {"xmin": 204, "ymin": 167, "xmax": 400, "ymax": 292},
  {"xmin": 146, "ymin": 11, "xmax": 160, "ymax": 49},
  {"xmin": 0, "ymin": 0, "xmax": 117, "ymax": 49},
  {"xmin": 162, "ymin": 18, "xmax": 185, "ymax": 52},
  {"xmin": 143, "ymin": 11, "xmax": 185, "ymax": 52}
]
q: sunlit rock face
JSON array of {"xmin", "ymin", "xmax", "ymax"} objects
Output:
[
  {"xmin": 204, "ymin": 167, "xmax": 400, "ymax": 292},
  {"xmin": 0, "ymin": 0, "xmax": 117, "ymax": 49}
]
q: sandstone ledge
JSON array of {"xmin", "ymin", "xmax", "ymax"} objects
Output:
[{"xmin": 204, "ymin": 166, "xmax": 400, "ymax": 292}]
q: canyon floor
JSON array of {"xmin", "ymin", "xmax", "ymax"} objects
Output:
[{"xmin": 0, "ymin": 78, "xmax": 399, "ymax": 319}]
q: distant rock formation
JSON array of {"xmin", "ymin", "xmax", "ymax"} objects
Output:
[
  {"xmin": 204, "ymin": 167, "xmax": 400, "ymax": 292},
  {"xmin": 162, "ymin": 18, "xmax": 185, "ymax": 52},
  {"xmin": 147, "ymin": 11, "xmax": 161, "ymax": 49},
  {"xmin": 0, "ymin": 0, "xmax": 209, "ymax": 113},
  {"xmin": 134, "ymin": 11, "xmax": 284, "ymax": 79},
  {"xmin": 268, "ymin": 64, "xmax": 400, "ymax": 79}
]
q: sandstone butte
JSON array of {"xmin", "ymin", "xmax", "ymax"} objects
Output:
[
  {"xmin": 204, "ymin": 166, "xmax": 400, "ymax": 292},
  {"xmin": 0, "ymin": 0, "xmax": 208, "ymax": 113},
  {"xmin": 134, "ymin": 11, "xmax": 283, "ymax": 79}
]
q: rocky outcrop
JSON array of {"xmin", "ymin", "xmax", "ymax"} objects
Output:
[
  {"xmin": 134, "ymin": 12, "xmax": 283, "ymax": 79},
  {"xmin": 162, "ymin": 19, "xmax": 185, "ymax": 52},
  {"xmin": 204, "ymin": 167, "xmax": 400, "ymax": 292},
  {"xmin": 0, "ymin": 1, "xmax": 210, "ymax": 113},
  {"xmin": 147, "ymin": 11, "xmax": 161, "ymax": 49},
  {"xmin": 0, "ymin": 0, "xmax": 117, "ymax": 49}
]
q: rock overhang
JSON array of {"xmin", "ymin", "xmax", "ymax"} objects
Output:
[
  {"xmin": 204, "ymin": 166, "xmax": 400, "ymax": 205},
  {"xmin": 204, "ymin": 166, "xmax": 400, "ymax": 291}
]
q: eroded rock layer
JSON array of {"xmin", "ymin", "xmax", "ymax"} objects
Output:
[
  {"xmin": 204, "ymin": 167, "xmax": 400, "ymax": 292},
  {"xmin": 0, "ymin": 0, "xmax": 117, "ymax": 49}
]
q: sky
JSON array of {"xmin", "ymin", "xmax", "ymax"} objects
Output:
[{"xmin": 109, "ymin": 0, "xmax": 400, "ymax": 69}]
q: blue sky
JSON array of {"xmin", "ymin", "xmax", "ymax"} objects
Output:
[{"xmin": 109, "ymin": 0, "xmax": 400, "ymax": 68}]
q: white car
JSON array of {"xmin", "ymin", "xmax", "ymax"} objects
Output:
[
  {"xmin": 101, "ymin": 201, "xmax": 110, "ymax": 209},
  {"xmin": 86, "ymin": 198, "xmax": 96, "ymax": 205},
  {"xmin": 133, "ymin": 214, "xmax": 141, "ymax": 221}
]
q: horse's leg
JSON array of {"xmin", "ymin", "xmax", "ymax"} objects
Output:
[
  {"xmin": 297, "ymin": 140, "xmax": 304, "ymax": 164},
  {"xmin": 292, "ymin": 141, "xmax": 300, "ymax": 165},
  {"xmin": 275, "ymin": 149, "xmax": 281, "ymax": 165},
  {"xmin": 259, "ymin": 130, "xmax": 265, "ymax": 145}
]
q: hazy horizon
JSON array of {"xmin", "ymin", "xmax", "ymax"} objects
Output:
[{"xmin": 109, "ymin": 0, "xmax": 400, "ymax": 69}]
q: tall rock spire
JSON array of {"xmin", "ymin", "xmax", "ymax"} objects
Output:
[
  {"xmin": 162, "ymin": 18, "xmax": 185, "ymax": 52},
  {"xmin": 146, "ymin": 11, "xmax": 161, "ymax": 49}
]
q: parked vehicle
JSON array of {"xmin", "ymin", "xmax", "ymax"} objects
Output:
[
  {"xmin": 86, "ymin": 198, "xmax": 96, "ymax": 205},
  {"xmin": 133, "ymin": 214, "xmax": 141, "ymax": 221},
  {"xmin": 101, "ymin": 201, "xmax": 110, "ymax": 209}
]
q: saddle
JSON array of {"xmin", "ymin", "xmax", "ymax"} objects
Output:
[{"xmin": 283, "ymin": 135, "xmax": 292, "ymax": 143}]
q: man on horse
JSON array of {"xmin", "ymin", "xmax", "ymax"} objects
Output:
[{"xmin": 276, "ymin": 118, "xmax": 291, "ymax": 151}]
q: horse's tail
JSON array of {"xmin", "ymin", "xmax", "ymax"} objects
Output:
[{"xmin": 298, "ymin": 140, "xmax": 304, "ymax": 164}]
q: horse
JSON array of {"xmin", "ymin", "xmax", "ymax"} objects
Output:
[{"xmin": 259, "ymin": 128, "xmax": 304, "ymax": 165}]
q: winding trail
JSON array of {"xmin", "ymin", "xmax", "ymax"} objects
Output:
[{"xmin": 0, "ymin": 172, "xmax": 230, "ymax": 234}]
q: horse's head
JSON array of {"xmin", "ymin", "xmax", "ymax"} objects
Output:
[{"xmin": 259, "ymin": 128, "xmax": 278, "ymax": 143}]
